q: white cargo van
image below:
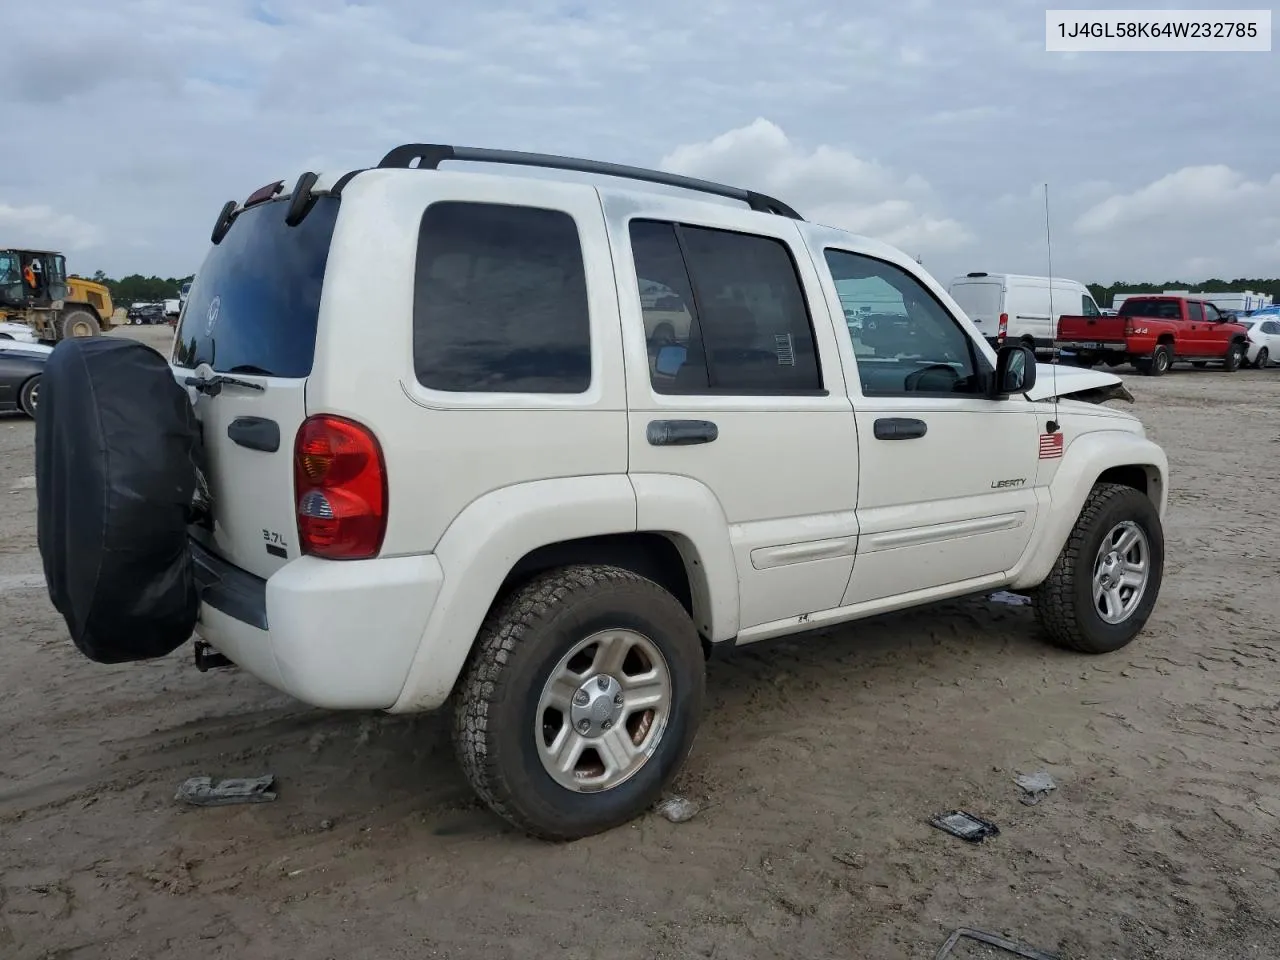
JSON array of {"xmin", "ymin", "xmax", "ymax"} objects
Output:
[{"xmin": 948, "ymin": 273, "xmax": 1101, "ymax": 355}]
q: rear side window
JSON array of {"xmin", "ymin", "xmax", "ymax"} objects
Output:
[
  {"xmin": 1119, "ymin": 299, "xmax": 1180, "ymax": 319},
  {"xmin": 173, "ymin": 196, "xmax": 339, "ymax": 378},
  {"xmin": 413, "ymin": 202, "xmax": 591, "ymax": 394},
  {"xmin": 630, "ymin": 220, "xmax": 822, "ymax": 394}
]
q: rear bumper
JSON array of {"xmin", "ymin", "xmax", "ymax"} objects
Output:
[{"xmin": 191, "ymin": 539, "xmax": 443, "ymax": 709}]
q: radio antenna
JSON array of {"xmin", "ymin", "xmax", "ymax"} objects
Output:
[{"xmin": 1044, "ymin": 183, "xmax": 1060, "ymax": 432}]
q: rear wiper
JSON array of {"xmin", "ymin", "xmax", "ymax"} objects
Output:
[{"xmin": 185, "ymin": 374, "xmax": 265, "ymax": 397}]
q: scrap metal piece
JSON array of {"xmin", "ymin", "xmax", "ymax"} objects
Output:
[{"xmin": 935, "ymin": 926, "xmax": 1061, "ymax": 960}]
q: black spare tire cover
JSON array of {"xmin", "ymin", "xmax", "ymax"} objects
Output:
[{"xmin": 35, "ymin": 337, "xmax": 200, "ymax": 663}]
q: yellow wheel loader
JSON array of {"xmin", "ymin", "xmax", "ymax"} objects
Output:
[{"xmin": 0, "ymin": 249, "xmax": 125, "ymax": 343}]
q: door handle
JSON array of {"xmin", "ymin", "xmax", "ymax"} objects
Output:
[
  {"xmin": 873, "ymin": 417, "xmax": 927, "ymax": 440},
  {"xmin": 647, "ymin": 419, "xmax": 718, "ymax": 446}
]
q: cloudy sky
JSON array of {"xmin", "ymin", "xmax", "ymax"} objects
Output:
[{"xmin": 3, "ymin": 0, "xmax": 1276, "ymax": 286}]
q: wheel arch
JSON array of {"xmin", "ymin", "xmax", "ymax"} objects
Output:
[
  {"xmin": 1008, "ymin": 431, "xmax": 1168, "ymax": 591},
  {"xmin": 389, "ymin": 474, "xmax": 739, "ymax": 714}
]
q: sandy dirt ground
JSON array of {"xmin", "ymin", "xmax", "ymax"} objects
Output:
[{"xmin": 3, "ymin": 325, "xmax": 1280, "ymax": 960}]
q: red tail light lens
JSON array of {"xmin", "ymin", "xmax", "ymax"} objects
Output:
[
  {"xmin": 997, "ymin": 313, "xmax": 1009, "ymax": 344},
  {"xmin": 293, "ymin": 415, "xmax": 387, "ymax": 560},
  {"xmin": 1124, "ymin": 318, "xmax": 1134, "ymax": 337}
]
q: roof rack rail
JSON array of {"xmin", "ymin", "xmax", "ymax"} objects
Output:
[{"xmin": 377, "ymin": 143, "xmax": 804, "ymax": 220}]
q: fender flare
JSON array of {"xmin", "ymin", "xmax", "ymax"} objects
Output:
[
  {"xmin": 1008, "ymin": 430, "xmax": 1168, "ymax": 591},
  {"xmin": 388, "ymin": 473, "xmax": 740, "ymax": 713}
]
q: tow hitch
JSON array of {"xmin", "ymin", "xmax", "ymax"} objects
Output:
[{"xmin": 194, "ymin": 640, "xmax": 234, "ymax": 672}]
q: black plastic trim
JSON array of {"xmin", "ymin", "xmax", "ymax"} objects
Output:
[
  {"xmin": 647, "ymin": 419, "xmax": 719, "ymax": 446},
  {"xmin": 873, "ymin": 417, "xmax": 928, "ymax": 440},
  {"xmin": 284, "ymin": 171, "xmax": 320, "ymax": 227},
  {"xmin": 227, "ymin": 416, "xmax": 280, "ymax": 452},
  {"xmin": 191, "ymin": 537, "xmax": 268, "ymax": 631},
  {"xmin": 377, "ymin": 143, "xmax": 803, "ymax": 219}
]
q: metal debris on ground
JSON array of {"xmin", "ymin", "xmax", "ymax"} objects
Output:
[
  {"xmin": 176, "ymin": 775, "xmax": 277, "ymax": 807},
  {"xmin": 928, "ymin": 810, "xmax": 1000, "ymax": 843},
  {"xmin": 655, "ymin": 796, "xmax": 700, "ymax": 823},
  {"xmin": 1014, "ymin": 770, "xmax": 1058, "ymax": 806},
  {"xmin": 934, "ymin": 926, "xmax": 1061, "ymax": 960},
  {"xmin": 988, "ymin": 590, "xmax": 1032, "ymax": 606}
]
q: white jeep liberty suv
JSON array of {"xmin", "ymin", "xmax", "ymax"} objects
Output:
[{"xmin": 170, "ymin": 144, "xmax": 1167, "ymax": 840}]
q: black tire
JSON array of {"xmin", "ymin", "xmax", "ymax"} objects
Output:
[
  {"xmin": 453, "ymin": 564, "xmax": 706, "ymax": 841},
  {"xmin": 1033, "ymin": 483, "xmax": 1164, "ymax": 655},
  {"xmin": 1255, "ymin": 347, "xmax": 1269, "ymax": 369},
  {"xmin": 18, "ymin": 375, "xmax": 40, "ymax": 418},
  {"xmin": 59, "ymin": 308, "xmax": 100, "ymax": 339},
  {"xmin": 1223, "ymin": 340, "xmax": 1245, "ymax": 372},
  {"xmin": 1148, "ymin": 344, "xmax": 1172, "ymax": 376}
]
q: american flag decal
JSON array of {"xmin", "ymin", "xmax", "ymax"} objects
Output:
[{"xmin": 1039, "ymin": 432, "xmax": 1064, "ymax": 459}]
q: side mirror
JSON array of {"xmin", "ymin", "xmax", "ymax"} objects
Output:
[
  {"xmin": 655, "ymin": 343, "xmax": 687, "ymax": 378},
  {"xmin": 990, "ymin": 344, "xmax": 1037, "ymax": 398}
]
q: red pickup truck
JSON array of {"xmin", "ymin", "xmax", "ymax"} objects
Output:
[{"xmin": 1055, "ymin": 295, "xmax": 1250, "ymax": 376}]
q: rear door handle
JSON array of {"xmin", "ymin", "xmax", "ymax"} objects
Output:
[
  {"xmin": 873, "ymin": 417, "xmax": 927, "ymax": 440},
  {"xmin": 647, "ymin": 419, "xmax": 718, "ymax": 446}
]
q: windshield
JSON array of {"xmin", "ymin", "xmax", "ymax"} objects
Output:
[
  {"xmin": 172, "ymin": 196, "xmax": 339, "ymax": 378},
  {"xmin": 1119, "ymin": 298, "xmax": 1180, "ymax": 319}
]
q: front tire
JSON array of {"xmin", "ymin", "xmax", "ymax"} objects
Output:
[
  {"xmin": 1034, "ymin": 483, "xmax": 1164, "ymax": 654},
  {"xmin": 453, "ymin": 564, "xmax": 706, "ymax": 841},
  {"xmin": 1223, "ymin": 340, "xmax": 1246, "ymax": 372},
  {"xmin": 58, "ymin": 309, "xmax": 101, "ymax": 339}
]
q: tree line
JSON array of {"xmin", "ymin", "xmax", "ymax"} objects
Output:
[
  {"xmin": 1088, "ymin": 278, "xmax": 1280, "ymax": 309},
  {"xmin": 86, "ymin": 271, "xmax": 194, "ymax": 306}
]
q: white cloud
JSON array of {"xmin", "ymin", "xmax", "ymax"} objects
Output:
[
  {"xmin": 1071, "ymin": 167, "xmax": 1280, "ymax": 279},
  {"xmin": 0, "ymin": 204, "xmax": 102, "ymax": 252},
  {"xmin": 660, "ymin": 119, "xmax": 974, "ymax": 258}
]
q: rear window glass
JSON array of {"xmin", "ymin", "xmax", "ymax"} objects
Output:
[
  {"xmin": 1118, "ymin": 298, "xmax": 1180, "ymax": 320},
  {"xmin": 412, "ymin": 201, "xmax": 591, "ymax": 394},
  {"xmin": 172, "ymin": 196, "xmax": 339, "ymax": 378},
  {"xmin": 947, "ymin": 281, "xmax": 1002, "ymax": 322}
]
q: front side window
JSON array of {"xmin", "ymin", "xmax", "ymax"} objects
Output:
[
  {"xmin": 629, "ymin": 220, "xmax": 822, "ymax": 394},
  {"xmin": 825, "ymin": 249, "xmax": 985, "ymax": 396},
  {"xmin": 1203, "ymin": 303, "xmax": 1223, "ymax": 322},
  {"xmin": 1082, "ymin": 294, "xmax": 1101, "ymax": 316},
  {"xmin": 413, "ymin": 201, "xmax": 591, "ymax": 394}
]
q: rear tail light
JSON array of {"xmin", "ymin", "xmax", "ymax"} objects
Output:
[
  {"xmin": 293, "ymin": 415, "xmax": 387, "ymax": 560},
  {"xmin": 997, "ymin": 313, "xmax": 1008, "ymax": 344},
  {"xmin": 1124, "ymin": 318, "xmax": 1134, "ymax": 337}
]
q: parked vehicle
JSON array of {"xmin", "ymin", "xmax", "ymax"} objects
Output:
[
  {"xmin": 0, "ymin": 248, "xmax": 123, "ymax": 342},
  {"xmin": 1238, "ymin": 315, "xmax": 1280, "ymax": 368},
  {"xmin": 163, "ymin": 299, "xmax": 181, "ymax": 317},
  {"xmin": 1056, "ymin": 295, "xmax": 1250, "ymax": 375},
  {"xmin": 0, "ymin": 338, "xmax": 50, "ymax": 418},
  {"xmin": 947, "ymin": 272, "xmax": 1102, "ymax": 356},
  {"xmin": 0, "ymin": 320, "xmax": 37, "ymax": 342},
  {"xmin": 36, "ymin": 143, "xmax": 1170, "ymax": 841},
  {"xmin": 126, "ymin": 302, "xmax": 167, "ymax": 325}
]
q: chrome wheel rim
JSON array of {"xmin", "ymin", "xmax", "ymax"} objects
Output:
[
  {"xmin": 27, "ymin": 381, "xmax": 38, "ymax": 411},
  {"xmin": 1156, "ymin": 350, "xmax": 1169, "ymax": 372},
  {"xmin": 536, "ymin": 629, "xmax": 672, "ymax": 793},
  {"xmin": 1092, "ymin": 521, "xmax": 1150, "ymax": 625}
]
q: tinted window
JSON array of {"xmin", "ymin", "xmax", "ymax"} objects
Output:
[
  {"xmin": 1119, "ymin": 299, "xmax": 1180, "ymax": 320},
  {"xmin": 1263, "ymin": 321, "xmax": 1280, "ymax": 335},
  {"xmin": 414, "ymin": 202, "xmax": 590, "ymax": 394},
  {"xmin": 174, "ymin": 197, "xmax": 339, "ymax": 378},
  {"xmin": 1188, "ymin": 301, "xmax": 1205, "ymax": 322},
  {"xmin": 826, "ymin": 249, "xmax": 984, "ymax": 396},
  {"xmin": 630, "ymin": 220, "xmax": 821, "ymax": 394}
]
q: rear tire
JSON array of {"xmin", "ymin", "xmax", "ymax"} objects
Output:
[
  {"xmin": 19, "ymin": 375, "xmax": 40, "ymax": 419},
  {"xmin": 1033, "ymin": 483, "xmax": 1164, "ymax": 655},
  {"xmin": 453, "ymin": 564, "xmax": 706, "ymax": 841},
  {"xmin": 1255, "ymin": 347, "xmax": 1269, "ymax": 369},
  {"xmin": 1148, "ymin": 344, "xmax": 1172, "ymax": 376},
  {"xmin": 58, "ymin": 309, "xmax": 100, "ymax": 339}
]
